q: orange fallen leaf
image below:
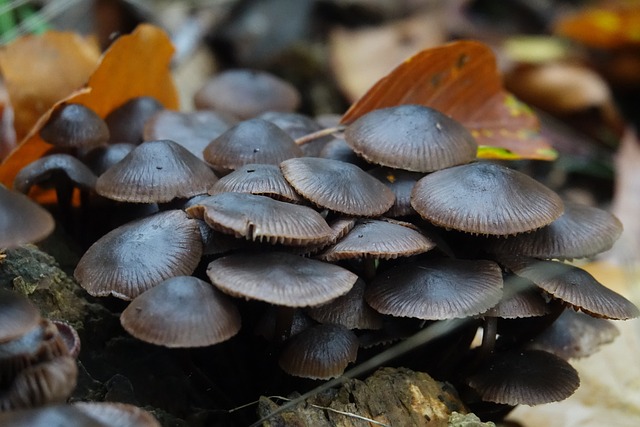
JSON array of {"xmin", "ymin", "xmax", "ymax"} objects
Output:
[
  {"xmin": 0, "ymin": 23, "xmax": 179, "ymax": 191},
  {"xmin": 341, "ymin": 40, "xmax": 557, "ymax": 161},
  {"xmin": 0, "ymin": 31, "xmax": 101, "ymax": 142}
]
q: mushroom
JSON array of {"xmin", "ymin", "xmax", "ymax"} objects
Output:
[
  {"xmin": 95, "ymin": 139, "xmax": 218, "ymax": 203},
  {"xmin": 485, "ymin": 202, "xmax": 623, "ymax": 260},
  {"xmin": 280, "ymin": 157, "xmax": 395, "ymax": 216},
  {"xmin": 143, "ymin": 110, "xmax": 236, "ymax": 161},
  {"xmin": 278, "ymin": 323, "xmax": 359, "ymax": 379},
  {"xmin": 467, "ymin": 349, "xmax": 580, "ymax": 406},
  {"xmin": 344, "ymin": 104, "xmax": 477, "ymax": 172},
  {"xmin": 208, "ymin": 163, "xmax": 301, "ymax": 203},
  {"xmin": 39, "ymin": 103, "xmax": 109, "ymax": 152},
  {"xmin": 186, "ymin": 192, "xmax": 333, "ymax": 246},
  {"xmin": 367, "ymin": 167, "xmax": 423, "ymax": 217},
  {"xmin": 0, "ymin": 290, "xmax": 41, "ymax": 344},
  {"xmin": 365, "ymin": 258, "xmax": 503, "ymax": 320},
  {"xmin": 73, "ymin": 402, "xmax": 161, "ymax": 427},
  {"xmin": 105, "ymin": 96, "xmax": 164, "ymax": 143},
  {"xmin": 258, "ymin": 111, "xmax": 331, "ymax": 156},
  {"xmin": 411, "ymin": 162, "xmax": 564, "ymax": 235},
  {"xmin": 0, "ymin": 185, "xmax": 54, "ymax": 249},
  {"xmin": 120, "ymin": 276, "xmax": 241, "ymax": 348},
  {"xmin": 206, "ymin": 252, "xmax": 358, "ymax": 307},
  {"xmin": 194, "ymin": 69, "xmax": 300, "ymax": 119},
  {"xmin": 74, "ymin": 210, "xmax": 203, "ymax": 300},
  {"xmin": 203, "ymin": 118, "xmax": 303, "ymax": 176}
]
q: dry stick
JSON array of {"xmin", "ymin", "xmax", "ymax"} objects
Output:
[
  {"xmin": 294, "ymin": 125, "xmax": 346, "ymax": 146},
  {"xmin": 249, "ymin": 318, "xmax": 468, "ymax": 427}
]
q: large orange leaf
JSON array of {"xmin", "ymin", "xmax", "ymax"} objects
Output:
[
  {"xmin": 341, "ymin": 40, "xmax": 557, "ymax": 161},
  {"xmin": 0, "ymin": 31, "xmax": 101, "ymax": 142},
  {"xmin": 0, "ymin": 24, "xmax": 179, "ymax": 189}
]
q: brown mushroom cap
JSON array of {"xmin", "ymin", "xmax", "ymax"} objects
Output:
[
  {"xmin": 208, "ymin": 163, "xmax": 301, "ymax": 203},
  {"xmin": 467, "ymin": 349, "xmax": 580, "ymax": 405},
  {"xmin": 0, "ymin": 185, "xmax": 55, "ymax": 249},
  {"xmin": 486, "ymin": 202, "xmax": 623, "ymax": 259},
  {"xmin": 81, "ymin": 143, "xmax": 136, "ymax": 176},
  {"xmin": 527, "ymin": 309, "xmax": 620, "ymax": 360},
  {"xmin": 258, "ymin": 111, "xmax": 330, "ymax": 156},
  {"xmin": 73, "ymin": 402, "xmax": 160, "ymax": 427},
  {"xmin": 0, "ymin": 290, "xmax": 41, "ymax": 343},
  {"xmin": 280, "ymin": 157, "xmax": 395, "ymax": 216},
  {"xmin": 203, "ymin": 118, "xmax": 303, "ymax": 175},
  {"xmin": 194, "ymin": 69, "xmax": 300, "ymax": 119},
  {"xmin": 411, "ymin": 162, "xmax": 564, "ymax": 235},
  {"xmin": 105, "ymin": 96, "xmax": 164, "ymax": 143},
  {"xmin": 344, "ymin": 105, "xmax": 477, "ymax": 172},
  {"xmin": 206, "ymin": 252, "xmax": 358, "ymax": 307},
  {"xmin": 13, "ymin": 154, "xmax": 97, "ymax": 194},
  {"xmin": 74, "ymin": 210, "xmax": 203, "ymax": 300},
  {"xmin": 120, "ymin": 276, "xmax": 241, "ymax": 348},
  {"xmin": 186, "ymin": 192, "xmax": 333, "ymax": 246},
  {"xmin": 317, "ymin": 218, "xmax": 436, "ymax": 261},
  {"xmin": 365, "ymin": 258, "xmax": 503, "ymax": 320},
  {"xmin": 39, "ymin": 103, "xmax": 109, "ymax": 149},
  {"xmin": 143, "ymin": 110, "xmax": 235, "ymax": 161},
  {"xmin": 95, "ymin": 139, "xmax": 218, "ymax": 203},
  {"xmin": 278, "ymin": 323, "xmax": 359, "ymax": 379},
  {"xmin": 306, "ymin": 278, "xmax": 383, "ymax": 330},
  {"xmin": 503, "ymin": 258, "xmax": 640, "ymax": 320}
]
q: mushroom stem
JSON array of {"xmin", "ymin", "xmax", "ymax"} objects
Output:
[
  {"xmin": 294, "ymin": 125, "xmax": 345, "ymax": 146},
  {"xmin": 477, "ymin": 316, "xmax": 498, "ymax": 363}
]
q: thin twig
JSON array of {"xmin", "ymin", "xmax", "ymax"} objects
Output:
[{"xmin": 294, "ymin": 125, "xmax": 346, "ymax": 146}]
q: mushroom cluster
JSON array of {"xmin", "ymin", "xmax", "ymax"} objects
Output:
[{"xmin": 10, "ymin": 68, "xmax": 638, "ymax": 421}]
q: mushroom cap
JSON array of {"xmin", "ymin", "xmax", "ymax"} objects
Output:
[
  {"xmin": 503, "ymin": 258, "xmax": 640, "ymax": 320},
  {"xmin": 280, "ymin": 157, "xmax": 395, "ymax": 216},
  {"xmin": 484, "ymin": 275, "xmax": 550, "ymax": 319},
  {"xmin": 0, "ymin": 290, "xmax": 41, "ymax": 343},
  {"xmin": 0, "ymin": 404, "xmax": 108, "ymax": 427},
  {"xmin": 13, "ymin": 154, "xmax": 97, "ymax": 194},
  {"xmin": 0, "ymin": 185, "xmax": 55, "ymax": 248},
  {"xmin": 368, "ymin": 167, "xmax": 422, "ymax": 217},
  {"xmin": 74, "ymin": 210, "xmax": 203, "ymax": 300},
  {"xmin": 39, "ymin": 103, "xmax": 109, "ymax": 149},
  {"xmin": 344, "ymin": 105, "xmax": 477, "ymax": 172},
  {"xmin": 186, "ymin": 192, "xmax": 333, "ymax": 246},
  {"xmin": 194, "ymin": 69, "xmax": 300, "ymax": 119},
  {"xmin": 527, "ymin": 309, "xmax": 620, "ymax": 360},
  {"xmin": 486, "ymin": 202, "xmax": 623, "ymax": 259},
  {"xmin": 208, "ymin": 163, "xmax": 301, "ymax": 203},
  {"xmin": 319, "ymin": 138, "xmax": 368, "ymax": 168},
  {"xmin": 411, "ymin": 162, "xmax": 564, "ymax": 235},
  {"xmin": 143, "ymin": 110, "xmax": 235, "ymax": 161},
  {"xmin": 306, "ymin": 278, "xmax": 383, "ymax": 330},
  {"xmin": 203, "ymin": 118, "xmax": 303, "ymax": 175},
  {"xmin": 467, "ymin": 349, "xmax": 580, "ymax": 405},
  {"xmin": 258, "ymin": 111, "xmax": 329, "ymax": 156},
  {"xmin": 1, "ymin": 355, "xmax": 78, "ymax": 411},
  {"xmin": 317, "ymin": 218, "xmax": 436, "ymax": 261},
  {"xmin": 365, "ymin": 258, "xmax": 503, "ymax": 320},
  {"xmin": 81, "ymin": 143, "xmax": 136, "ymax": 176},
  {"xmin": 95, "ymin": 139, "xmax": 218, "ymax": 203},
  {"xmin": 105, "ymin": 96, "xmax": 164, "ymax": 143},
  {"xmin": 120, "ymin": 276, "xmax": 241, "ymax": 348},
  {"xmin": 278, "ymin": 323, "xmax": 359, "ymax": 379},
  {"xmin": 73, "ymin": 402, "xmax": 160, "ymax": 427},
  {"xmin": 206, "ymin": 252, "xmax": 358, "ymax": 307}
]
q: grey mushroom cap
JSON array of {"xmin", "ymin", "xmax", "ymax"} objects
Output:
[
  {"xmin": 485, "ymin": 202, "xmax": 623, "ymax": 259},
  {"xmin": 0, "ymin": 185, "xmax": 54, "ymax": 249},
  {"xmin": 411, "ymin": 162, "xmax": 564, "ymax": 235},
  {"xmin": 365, "ymin": 258, "xmax": 503, "ymax": 320},
  {"xmin": 74, "ymin": 210, "xmax": 203, "ymax": 300},
  {"xmin": 206, "ymin": 252, "xmax": 358, "ymax": 307},
  {"xmin": 344, "ymin": 104, "xmax": 477, "ymax": 172},
  {"xmin": 120, "ymin": 276, "xmax": 241, "ymax": 348},
  {"xmin": 95, "ymin": 139, "xmax": 218, "ymax": 203},
  {"xmin": 280, "ymin": 157, "xmax": 395, "ymax": 216},
  {"xmin": 39, "ymin": 103, "xmax": 109, "ymax": 149}
]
